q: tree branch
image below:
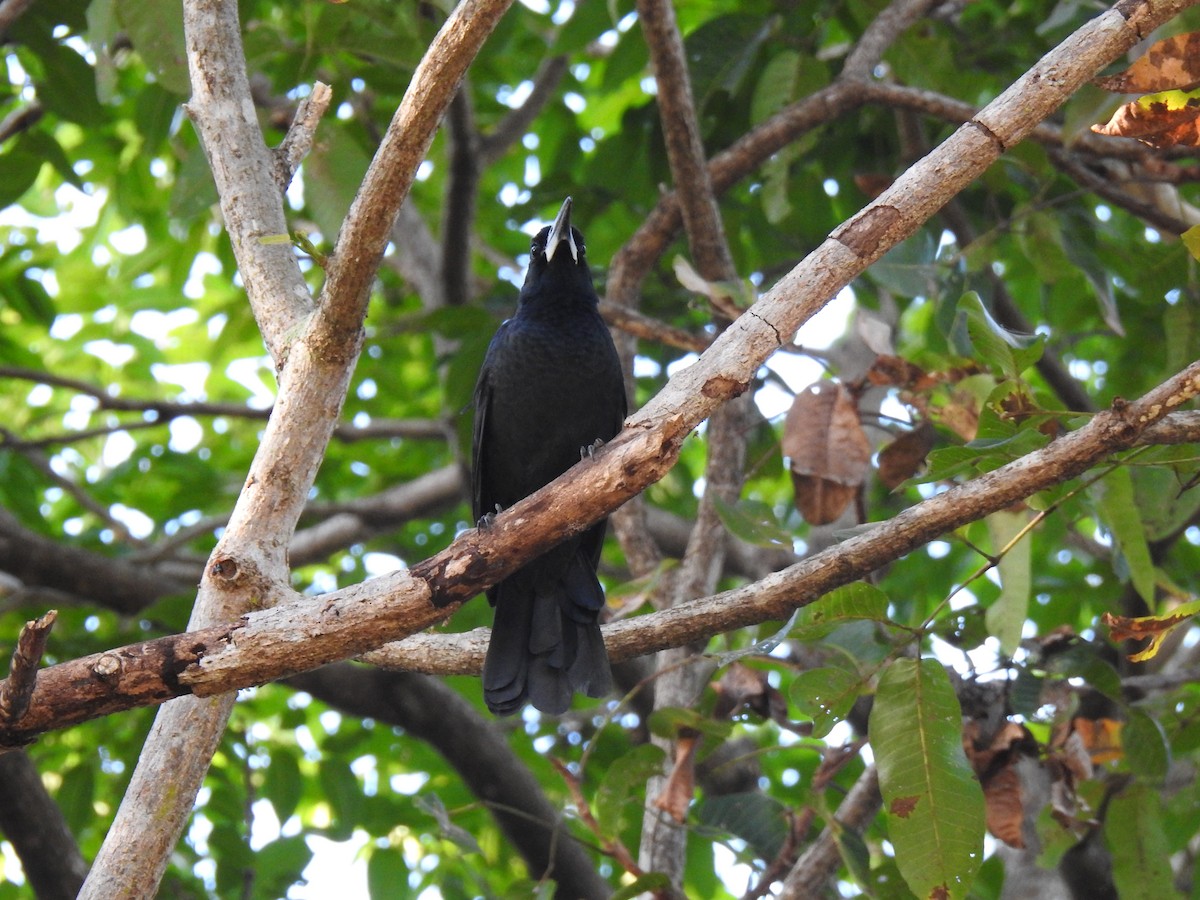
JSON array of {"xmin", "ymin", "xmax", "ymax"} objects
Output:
[
  {"xmin": 440, "ymin": 87, "xmax": 480, "ymax": 309},
  {"xmin": 288, "ymin": 665, "xmax": 611, "ymax": 900},
  {"xmin": 6, "ymin": 0, "xmax": 1187, "ymax": 792},
  {"xmin": 79, "ymin": 1, "xmax": 516, "ymax": 896},
  {"xmin": 0, "ymin": 749, "xmax": 89, "ymax": 900},
  {"xmin": 0, "ymin": 610, "xmax": 56, "ymax": 726},
  {"xmin": 779, "ymin": 766, "xmax": 882, "ymax": 899},
  {"xmin": 317, "ymin": 0, "xmax": 514, "ymax": 340},
  {"xmin": 5, "ymin": 358, "xmax": 1197, "ymax": 748},
  {"xmin": 635, "ymin": 0, "xmax": 745, "ymax": 884},
  {"xmin": 478, "ymin": 55, "xmax": 570, "ymax": 165}
]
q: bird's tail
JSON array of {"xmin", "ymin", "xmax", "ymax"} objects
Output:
[{"xmin": 482, "ymin": 549, "xmax": 612, "ymax": 716}]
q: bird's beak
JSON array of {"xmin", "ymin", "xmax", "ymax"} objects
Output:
[{"xmin": 544, "ymin": 197, "xmax": 578, "ymax": 264}]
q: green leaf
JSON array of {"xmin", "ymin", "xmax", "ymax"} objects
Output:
[
  {"xmin": 318, "ymin": 762, "xmax": 362, "ymax": 841},
  {"xmin": 368, "ymin": 847, "xmax": 414, "ymax": 900},
  {"xmin": 264, "ymin": 748, "xmax": 304, "ymax": 825},
  {"xmin": 594, "ymin": 743, "xmax": 667, "ymax": 838},
  {"xmin": 304, "ymin": 127, "xmax": 374, "ymax": 245},
  {"xmin": 168, "ymin": 144, "xmax": 219, "ymax": 221},
  {"xmin": 790, "ymin": 666, "xmax": 864, "ymax": 738},
  {"xmin": 954, "ymin": 292, "xmax": 1044, "ymax": 380},
  {"xmin": 116, "ymin": 0, "xmax": 191, "ymax": 94},
  {"xmin": 55, "ymin": 762, "xmax": 97, "ymax": 836},
  {"xmin": 0, "ymin": 144, "xmax": 44, "ymax": 208},
  {"xmin": 251, "ymin": 835, "xmax": 313, "ymax": 900},
  {"xmin": 647, "ymin": 706, "xmax": 731, "ymax": 742},
  {"xmin": 1122, "ymin": 708, "xmax": 1169, "ymax": 780},
  {"xmin": 711, "ymin": 493, "xmax": 793, "ymax": 548},
  {"xmin": 1090, "ymin": 466, "xmax": 1157, "ymax": 606},
  {"xmin": 791, "ymin": 582, "xmax": 891, "ymax": 640},
  {"xmin": 871, "ymin": 232, "xmax": 941, "ymax": 299},
  {"xmin": 32, "ymin": 40, "xmax": 106, "ymax": 126},
  {"xmin": 1183, "ymin": 224, "xmax": 1200, "ymax": 261},
  {"xmin": 1041, "ymin": 640, "xmax": 1122, "ymax": 700},
  {"xmin": 984, "ymin": 508, "xmax": 1031, "ymax": 657},
  {"xmin": 683, "ymin": 14, "xmax": 773, "ymax": 107},
  {"xmin": 750, "ymin": 50, "xmax": 802, "ymax": 125},
  {"xmin": 695, "ymin": 792, "xmax": 789, "ymax": 860},
  {"xmin": 1107, "ymin": 783, "xmax": 1175, "ymax": 899},
  {"xmin": 871, "ymin": 658, "xmax": 985, "ymax": 900},
  {"xmin": 414, "ymin": 792, "xmax": 481, "ymax": 855}
]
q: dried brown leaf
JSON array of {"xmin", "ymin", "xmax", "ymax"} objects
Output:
[
  {"xmin": 1071, "ymin": 716, "xmax": 1124, "ymax": 765},
  {"xmin": 1094, "ymin": 31, "xmax": 1200, "ymax": 93},
  {"xmin": 933, "ymin": 387, "xmax": 980, "ymax": 442},
  {"xmin": 865, "ymin": 354, "xmax": 928, "ymax": 389},
  {"xmin": 654, "ymin": 733, "xmax": 699, "ymax": 824},
  {"xmin": 783, "ymin": 381, "xmax": 871, "ymax": 482},
  {"xmin": 1091, "ymin": 96, "xmax": 1200, "ymax": 147},
  {"xmin": 1059, "ymin": 730, "xmax": 1095, "ymax": 782},
  {"xmin": 982, "ymin": 764, "xmax": 1025, "ymax": 848},
  {"xmin": 877, "ymin": 422, "xmax": 937, "ymax": 489},
  {"xmin": 712, "ymin": 662, "xmax": 789, "ymax": 724},
  {"xmin": 790, "ymin": 471, "xmax": 859, "ymax": 525},
  {"xmin": 784, "ymin": 381, "xmax": 871, "ymax": 523},
  {"xmin": 1101, "ymin": 609, "xmax": 1190, "ymax": 643}
]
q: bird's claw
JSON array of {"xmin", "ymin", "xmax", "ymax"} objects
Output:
[
  {"xmin": 477, "ymin": 504, "xmax": 503, "ymax": 530},
  {"xmin": 579, "ymin": 438, "xmax": 605, "ymax": 461}
]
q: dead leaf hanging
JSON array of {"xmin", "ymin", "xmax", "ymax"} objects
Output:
[
  {"xmin": 1094, "ymin": 31, "xmax": 1200, "ymax": 94},
  {"xmin": 783, "ymin": 381, "xmax": 871, "ymax": 524},
  {"xmin": 1092, "ymin": 31, "xmax": 1200, "ymax": 148}
]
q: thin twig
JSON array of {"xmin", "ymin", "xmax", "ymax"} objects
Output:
[
  {"xmin": 273, "ymin": 82, "xmax": 333, "ymax": 190},
  {"xmin": 0, "ymin": 611, "xmax": 57, "ymax": 727}
]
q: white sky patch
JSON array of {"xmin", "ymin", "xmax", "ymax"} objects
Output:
[
  {"xmin": 249, "ymin": 799, "xmax": 281, "ymax": 851},
  {"xmin": 168, "ymin": 417, "xmax": 204, "ymax": 453},
  {"xmin": 50, "ymin": 312, "xmax": 83, "ymax": 340},
  {"xmin": 0, "ymin": 184, "xmax": 107, "ymax": 253},
  {"xmin": 225, "ymin": 358, "xmax": 277, "ymax": 408},
  {"xmin": 363, "ymin": 552, "xmax": 404, "ymax": 577},
  {"xmin": 101, "ymin": 430, "xmax": 136, "ymax": 468},
  {"xmin": 132, "ymin": 309, "xmax": 200, "ymax": 347},
  {"xmin": 714, "ymin": 843, "xmax": 757, "ymax": 896},
  {"xmin": 109, "ymin": 224, "xmax": 147, "ymax": 255},
  {"xmin": 84, "ymin": 338, "xmax": 135, "ymax": 367},
  {"xmin": 294, "ymin": 833, "xmax": 370, "ymax": 900},
  {"xmin": 150, "ymin": 362, "xmax": 209, "ymax": 398},
  {"xmin": 499, "ymin": 80, "xmax": 534, "ymax": 109},
  {"xmin": 109, "ymin": 503, "xmax": 155, "ymax": 539},
  {"xmin": 26, "ymin": 383, "xmax": 52, "ymax": 407},
  {"xmin": 551, "ymin": 0, "xmax": 576, "ymax": 24},
  {"xmin": 185, "ymin": 251, "xmax": 224, "ymax": 299}
]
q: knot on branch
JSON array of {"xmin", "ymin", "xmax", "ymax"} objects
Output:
[
  {"xmin": 91, "ymin": 653, "xmax": 122, "ymax": 684},
  {"xmin": 205, "ymin": 554, "xmax": 278, "ymax": 605},
  {"xmin": 701, "ymin": 375, "xmax": 750, "ymax": 401},
  {"xmin": 833, "ymin": 204, "xmax": 904, "ymax": 260}
]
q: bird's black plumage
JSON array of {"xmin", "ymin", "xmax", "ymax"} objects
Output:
[{"xmin": 472, "ymin": 198, "xmax": 627, "ymax": 716}]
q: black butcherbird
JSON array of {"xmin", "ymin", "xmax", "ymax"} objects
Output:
[{"xmin": 472, "ymin": 198, "xmax": 627, "ymax": 716}]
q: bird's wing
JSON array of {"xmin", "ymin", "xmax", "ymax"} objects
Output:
[{"xmin": 471, "ymin": 320, "xmax": 510, "ymax": 521}]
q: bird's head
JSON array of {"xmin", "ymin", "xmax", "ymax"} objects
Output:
[
  {"xmin": 519, "ymin": 197, "xmax": 597, "ymax": 306},
  {"xmin": 530, "ymin": 197, "xmax": 586, "ymax": 268}
]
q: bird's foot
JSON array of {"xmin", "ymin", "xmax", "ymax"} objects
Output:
[
  {"xmin": 477, "ymin": 504, "xmax": 503, "ymax": 530},
  {"xmin": 579, "ymin": 438, "xmax": 606, "ymax": 461}
]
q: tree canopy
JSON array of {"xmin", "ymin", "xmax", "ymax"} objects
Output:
[{"xmin": 2, "ymin": 0, "xmax": 1200, "ymax": 897}]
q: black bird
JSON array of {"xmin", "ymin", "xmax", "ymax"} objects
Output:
[{"xmin": 472, "ymin": 198, "xmax": 627, "ymax": 716}]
